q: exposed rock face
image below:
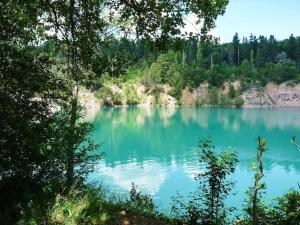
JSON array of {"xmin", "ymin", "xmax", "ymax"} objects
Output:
[
  {"xmin": 78, "ymin": 86, "xmax": 101, "ymax": 120},
  {"xmin": 242, "ymin": 87, "xmax": 274, "ymax": 107},
  {"xmin": 139, "ymin": 95, "xmax": 155, "ymax": 107},
  {"xmin": 181, "ymin": 82, "xmax": 210, "ymax": 105},
  {"xmin": 160, "ymin": 93, "xmax": 176, "ymax": 107},
  {"xmin": 195, "ymin": 82, "xmax": 210, "ymax": 100},
  {"xmin": 136, "ymin": 84, "xmax": 146, "ymax": 96},
  {"xmin": 181, "ymin": 87, "xmax": 196, "ymax": 105},
  {"xmin": 95, "ymin": 81, "xmax": 300, "ymax": 108},
  {"xmin": 221, "ymin": 80, "xmax": 241, "ymax": 96},
  {"xmin": 242, "ymin": 82, "xmax": 300, "ymax": 107},
  {"xmin": 110, "ymin": 84, "xmax": 123, "ymax": 94}
]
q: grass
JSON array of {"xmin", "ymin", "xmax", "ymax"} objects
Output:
[{"xmin": 48, "ymin": 184, "xmax": 174, "ymax": 225}]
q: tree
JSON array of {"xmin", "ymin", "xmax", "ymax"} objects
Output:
[
  {"xmin": 209, "ymin": 87, "xmax": 219, "ymax": 105},
  {"xmin": 240, "ymin": 59, "xmax": 253, "ymax": 77},
  {"xmin": 233, "ymin": 33, "xmax": 240, "ymax": 67},
  {"xmin": 0, "ymin": 2, "xmax": 99, "ymax": 223},
  {"xmin": 172, "ymin": 138, "xmax": 238, "ymax": 225},
  {"xmin": 43, "ymin": 0, "xmax": 107, "ymax": 187},
  {"xmin": 228, "ymin": 84, "xmax": 236, "ymax": 99},
  {"xmin": 266, "ymin": 35, "xmax": 278, "ymax": 63},
  {"xmin": 268, "ymin": 190, "xmax": 300, "ymax": 225},
  {"xmin": 196, "ymin": 43, "xmax": 204, "ymax": 65},
  {"xmin": 245, "ymin": 137, "xmax": 268, "ymax": 225},
  {"xmin": 1, "ymin": 0, "xmax": 231, "ymax": 222},
  {"xmin": 287, "ymin": 34, "xmax": 297, "ymax": 61},
  {"xmin": 249, "ymin": 34, "xmax": 258, "ymax": 60},
  {"xmin": 43, "ymin": 0, "xmax": 230, "ymax": 187},
  {"xmin": 275, "ymin": 51, "xmax": 288, "ymax": 64}
]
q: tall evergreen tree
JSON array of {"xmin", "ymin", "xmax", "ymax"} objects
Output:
[{"xmin": 233, "ymin": 32, "xmax": 240, "ymax": 67}]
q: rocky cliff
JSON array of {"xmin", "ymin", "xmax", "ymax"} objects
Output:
[
  {"xmin": 242, "ymin": 82, "xmax": 300, "ymax": 107},
  {"xmin": 93, "ymin": 81, "xmax": 300, "ymax": 108}
]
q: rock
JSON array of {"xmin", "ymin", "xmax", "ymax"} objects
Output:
[
  {"xmin": 242, "ymin": 87, "xmax": 273, "ymax": 107},
  {"xmin": 180, "ymin": 82, "xmax": 210, "ymax": 106},
  {"xmin": 109, "ymin": 84, "xmax": 123, "ymax": 94},
  {"xmin": 221, "ymin": 80, "xmax": 241, "ymax": 96},
  {"xmin": 96, "ymin": 81, "xmax": 300, "ymax": 108},
  {"xmin": 181, "ymin": 87, "xmax": 196, "ymax": 105},
  {"xmin": 195, "ymin": 82, "xmax": 209, "ymax": 99},
  {"xmin": 160, "ymin": 93, "xmax": 177, "ymax": 107},
  {"xmin": 139, "ymin": 95, "xmax": 155, "ymax": 107},
  {"xmin": 242, "ymin": 82, "xmax": 300, "ymax": 107},
  {"xmin": 78, "ymin": 86, "xmax": 101, "ymax": 121},
  {"xmin": 136, "ymin": 84, "xmax": 146, "ymax": 95}
]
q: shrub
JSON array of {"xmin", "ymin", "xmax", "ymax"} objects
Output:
[
  {"xmin": 296, "ymin": 74, "xmax": 300, "ymax": 83},
  {"xmin": 96, "ymin": 86, "xmax": 114, "ymax": 106},
  {"xmin": 129, "ymin": 183, "xmax": 155, "ymax": 213},
  {"xmin": 172, "ymin": 138, "xmax": 238, "ymax": 225},
  {"xmin": 243, "ymin": 137, "xmax": 268, "ymax": 225},
  {"xmin": 228, "ymin": 84, "xmax": 236, "ymax": 99},
  {"xmin": 220, "ymin": 95, "xmax": 229, "ymax": 107},
  {"xmin": 268, "ymin": 190, "xmax": 300, "ymax": 225},
  {"xmin": 209, "ymin": 87, "xmax": 219, "ymax": 105},
  {"xmin": 96, "ymin": 86, "xmax": 124, "ymax": 106},
  {"xmin": 234, "ymin": 96, "xmax": 244, "ymax": 108},
  {"xmin": 124, "ymin": 85, "xmax": 141, "ymax": 105},
  {"xmin": 168, "ymin": 71, "xmax": 184, "ymax": 100},
  {"xmin": 50, "ymin": 188, "xmax": 108, "ymax": 225},
  {"xmin": 112, "ymin": 92, "xmax": 123, "ymax": 105}
]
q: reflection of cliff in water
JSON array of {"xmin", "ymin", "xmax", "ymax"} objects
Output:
[
  {"xmin": 241, "ymin": 108, "xmax": 300, "ymax": 130},
  {"xmin": 92, "ymin": 107, "xmax": 300, "ymax": 173}
]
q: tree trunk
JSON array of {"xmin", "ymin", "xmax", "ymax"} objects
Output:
[
  {"xmin": 252, "ymin": 137, "xmax": 265, "ymax": 225},
  {"xmin": 66, "ymin": 0, "xmax": 78, "ymax": 188}
]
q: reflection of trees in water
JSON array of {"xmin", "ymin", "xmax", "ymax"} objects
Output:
[
  {"xmin": 180, "ymin": 108, "xmax": 243, "ymax": 131},
  {"xmin": 160, "ymin": 107, "xmax": 176, "ymax": 127},
  {"xmin": 93, "ymin": 107, "xmax": 300, "ymax": 174},
  {"xmin": 180, "ymin": 108, "xmax": 209, "ymax": 129}
]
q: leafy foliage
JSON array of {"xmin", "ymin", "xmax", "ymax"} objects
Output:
[
  {"xmin": 172, "ymin": 138, "xmax": 238, "ymax": 225},
  {"xmin": 242, "ymin": 137, "xmax": 268, "ymax": 225},
  {"xmin": 129, "ymin": 183, "xmax": 155, "ymax": 213}
]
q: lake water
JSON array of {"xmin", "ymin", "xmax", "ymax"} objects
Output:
[{"xmin": 88, "ymin": 107, "xmax": 300, "ymax": 213}]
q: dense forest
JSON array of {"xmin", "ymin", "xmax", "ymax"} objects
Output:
[
  {"xmin": 1, "ymin": 0, "xmax": 299, "ymax": 225},
  {"xmin": 38, "ymin": 33, "xmax": 300, "ymax": 107},
  {"xmin": 77, "ymin": 33, "xmax": 300, "ymax": 105},
  {"xmin": 84, "ymin": 33, "xmax": 300, "ymax": 87},
  {"xmin": 44, "ymin": 32, "xmax": 300, "ymax": 94}
]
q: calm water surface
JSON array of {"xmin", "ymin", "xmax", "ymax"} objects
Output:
[{"xmin": 88, "ymin": 107, "xmax": 300, "ymax": 213}]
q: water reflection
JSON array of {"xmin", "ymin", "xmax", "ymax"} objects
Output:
[
  {"xmin": 92, "ymin": 159, "xmax": 167, "ymax": 195},
  {"xmin": 89, "ymin": 107, "xmax": 300, "ymax": 210}
]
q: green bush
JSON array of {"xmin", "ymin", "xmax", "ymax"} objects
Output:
[
  {"xmin": 96, "ymin": 86, "xmax": 113, "ymax": 106},
  {"xmin": 195, "ymin": 97, "xmax": 203, "ymax": 106},
  {"xmin": 296, "ymin": 74, "xmax": 300, "ymax": 82},
  {"xmin": 234, "ymin": 96, "xmax": 244, "ymax": 108},
  {"xmin": 220, "ymin": 95, "xmax": 229, "ymax": 107},
  {"xmin": 112, "ymin": 92, "xmax": 123, "ymax": 105},
  {"xmin": 50, "ymin": 188, "xmax": 108, "ymax": 225},
  {"xmin": 168, "ymin": 71, "xmax": 184, "ymax": 100},
  {"xmin": 129, "ymin": 183, "xmax": 155, "ymax": 213},
  {"xmin": 96, "ymin": 86, "xmax": 123, "ymax": 106},
  {"xmin": 124, "ymin": 85, "xmax": 141, "ymax": 105},
  {"xmin": 268, "ymin": 190, "xmax": 300, "ymax": 225},
  {"xmin": 228, "ymin": 84, "xmax": 236, "ymax": 99},
  {"xmin": 209, "ymin": 87, "xmax": 219, "ymax": 105},
  {"xmin": 123, "ymin": 68, "xmax": 144, "ymax": 83},
  {"xmin": 172, "ymin": 138, "xmax": 238, "ymax": 225}
]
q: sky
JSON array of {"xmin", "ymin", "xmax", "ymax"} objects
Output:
[{"xmin": 213, "ymin": 0, "xmax": 300, "ymax": 43}]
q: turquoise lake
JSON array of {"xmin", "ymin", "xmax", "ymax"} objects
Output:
[{"xmin": 88, "ymin": 107, "xmax": 300, "ymax": 213}]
